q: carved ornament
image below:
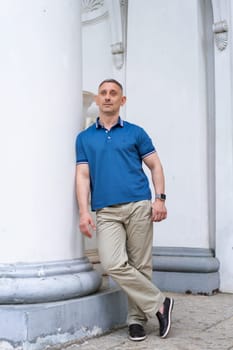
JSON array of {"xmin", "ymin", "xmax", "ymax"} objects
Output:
[
  {"xmin": 212, "ymin": 20, "xmax": 228, "ymax": 51},
  {"xmin": 82, "ymin": 0, "xmax": 107, "ymax": 23}
]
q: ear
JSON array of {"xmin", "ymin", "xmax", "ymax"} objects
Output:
[{"xmin": 121, "ymin": 96, "xmax": 126, "ymax": 106}]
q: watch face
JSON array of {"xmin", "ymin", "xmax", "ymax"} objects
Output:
[{"xmin": 155, "ymin": 194, "xmax": 166, "ymax": 200}]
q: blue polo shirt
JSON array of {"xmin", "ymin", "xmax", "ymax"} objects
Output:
[{"xmin": 76, "ymin": 117, "xmax": 156, "ymax": 211}]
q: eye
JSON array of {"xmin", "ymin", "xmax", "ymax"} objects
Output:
[{"xmin": 110, "ymin": 91, "xmax": 117, "ymax": 96}]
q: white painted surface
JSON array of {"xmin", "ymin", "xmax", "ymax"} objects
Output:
[
  {"xmin": 0, "ymin": 0, "xmax": 83, "ymax": 262},
  {"xmin": 81, "ymin": 0, "xmax": 233, "ymax": 292},
  {"xmin": 0, "ymin": 0, "xmax": 232, "ymax": 292},
  {"xmin": 82, "ymin": 0, "xmax": 126, "ymax": 94},
  {"xmin": 82, "ymin": 12, "xmax": 112, "ymax": 93},
  {"xmin": 212, "ymin": 0, "xmax": 233, "ymax": 292},
  {"xmin": 126, "ymin": 0, "xmax": 209, "ymax": 248}
]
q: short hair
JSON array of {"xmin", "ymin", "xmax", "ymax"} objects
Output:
[{"xmin": 98, "ymin": 79, "xmax": 123, "ymax": 92}]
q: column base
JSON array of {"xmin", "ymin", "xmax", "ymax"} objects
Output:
[
  {"xmin": 0, "ymin": 257, "xmax": 101, "ymax": 303},
  {"xmin": 152, "ymin": 247, "xmax": 220, "ymax": 295},
  {"xmin": 0, "ymin": 281, "xmax": 127, "ymax": 350}
]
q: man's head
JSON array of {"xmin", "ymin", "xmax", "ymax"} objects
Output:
[
  {"xmin": 95, "ymin": 79, "xmax": 126, "ymax": 117},
  {"xmin": 98, "ymin": 79, "xmax": 123, "ymax": 92}
]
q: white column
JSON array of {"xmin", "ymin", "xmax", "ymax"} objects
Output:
[{"xmin": 0, "ymin": 0, "xmax": 101, "ymax": 303}]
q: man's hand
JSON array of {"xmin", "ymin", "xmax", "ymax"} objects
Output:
[
  {"xmin": 151, "ymin": 200, "xmax": 167, "ymax": 222},
  {"xmin": 79, "ymin": 212, "xmax": 96, "ymax": 238}
]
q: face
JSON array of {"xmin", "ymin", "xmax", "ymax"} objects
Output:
[{"xmin": 95, "ymin": 82, "xmax": 126, "ymax": 116}]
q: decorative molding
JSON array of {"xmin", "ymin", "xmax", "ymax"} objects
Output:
[
  {"xmin": 212, "ymin": 20, "xmax": 228, "ymax": 51},
  {"xmin": 111, "ymin": 41, "xmax": 124, "ymax": 69},
  {"xmin": 82, "ymin": 0, "xmax": 104, "ymax": 13},
  {"xmin": 152, "ymin": 247, "xmax": 220, "ymax": 295},
  {"xmin": 83, "ymin": 90, "xmax": 98, "ymax": 128},
  {"xmin": 82, "ymin": 0, "xmax": 108, "ymax": 24},
  {"xmin": 106, "ymin": 0, "xmax": 127, "ymax": 70},
  {"xmin": 81, "ymin": 0, "xmax": 127, "ymax": 70},
  {"xmin": 0, "ymin": 257, "xmax": 102, "ymax": 304},
  {"xmin": 111, "ymin": 41, "xmax": 124, "ymax": 55},
  {"xmin": 120, "ymin": 0, "xmax": 128, "ymax": 6}
]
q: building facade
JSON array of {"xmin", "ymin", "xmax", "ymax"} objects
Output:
[
  {"xmin": 0, "ymin": 0, "xmax": 232, "ymax": 348},
  {"xmin": 82, "ymin": 0, "xmax": 233, "ymax": 294}
]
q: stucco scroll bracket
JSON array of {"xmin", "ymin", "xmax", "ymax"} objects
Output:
[
  {"xmin": 111, "ymin": 41, "xmax": 124, "ymax": 69},
  {"xmin": 111, "ymin": 41, "xmax": 124, "ymax": 55},
  {"xmin": 212, "ymin": 20, "xmax": 228, "ymax": 51},
  {"xmin": 106, "ymin": 0, "xmax": 127, "ymax": 70}
]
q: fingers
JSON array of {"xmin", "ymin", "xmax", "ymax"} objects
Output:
[
  {"xmin": 151, "ymin": 211, "xmax": 167, "ymax": 222},
  {"xmin": 151, "ymin": 203, "xmax": 167, "ymax": 222},
  {"xmin": 79, "ymin": 215, "xmax": 96, "ymax": 238},
  {"xmin": 83, "ymin": 228, "xmax": 93, "ymax": 238},
  {"xmin": 80, "ymin": 223, "xmax": 94, "ymax": 238},
  {"xmin": 90, "ymin": 220, "xmax": 96, "ymax": 231}
]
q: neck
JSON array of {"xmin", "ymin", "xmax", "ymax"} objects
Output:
[{"xmin": 99, "ymin": 114, "xmax": 119, "ymax": 129}]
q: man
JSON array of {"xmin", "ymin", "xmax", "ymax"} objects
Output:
[{"xmin": 75, "ymin": 79, "xmax": 174, "ymax": 341}]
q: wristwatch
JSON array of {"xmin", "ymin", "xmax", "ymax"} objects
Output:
[{"xmin": 155, "ymin": 193, "xmax": 166, "ymax": 201}]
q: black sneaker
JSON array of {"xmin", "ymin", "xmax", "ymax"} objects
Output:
[
  {"xmin": 156, "ymin": 297, "xmax": 174, "ymax": 338},
  {"xmin": 128, "ymin": 324, "xmax": 146, "ymax": 341}
]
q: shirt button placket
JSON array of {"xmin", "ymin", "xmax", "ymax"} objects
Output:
[{"xmin": 106, "ymin": 129, "xmax": 111, "ymax": 142}]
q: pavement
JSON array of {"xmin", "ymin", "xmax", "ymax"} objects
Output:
[{"xmin": 50, "ymin": 292, "xmax": 233, "ymax": 350}]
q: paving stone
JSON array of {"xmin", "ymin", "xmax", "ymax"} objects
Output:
[{"xmin": 50, "ymin": 292, "xmax": 233, "ymax": 350}]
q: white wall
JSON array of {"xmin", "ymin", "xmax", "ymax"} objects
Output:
[
  {"xmin": 213, "ymin": 0, "xmax": 233, "ymax": 292},
  {"xmin": 81, "ymin": 0, "xmax": 233, "ymax": 292},
  {"xmin": 82, "ymin": 13, "xmax": 112, "ymax": 94},
  {"xmin": 126, "ymin": 0, "xmax": 210, "ymax": 248},
  {"xmin": 0, "ymin": 0, "xmax": 83, "ymax": 262},
  {"xmin": 82, "ymin": 1, "xmax": 126, "ymax": 95}
]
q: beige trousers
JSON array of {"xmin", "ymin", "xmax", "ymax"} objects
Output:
[{"xmin": 96, "ymin": 200, "xmax": 165, "ymax": 326}]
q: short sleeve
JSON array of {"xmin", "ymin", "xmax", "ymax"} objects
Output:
[
  {"xmin": 137, "ymin": 127, "xmax": 156, "ymax": 159},
  {"xmin": 75, "ymin": 133, "xmax": 88, "ymax": 164}
]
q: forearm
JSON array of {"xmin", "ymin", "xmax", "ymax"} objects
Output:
[
  {"xmin": 151, "ymin": 163, "xmax": 165, "ymax": 196},
  {"xmin": 144, "ymin": 152, "xmax": 165, "ymax": 196},
  {"xmin": 75, "ymin": 166, "xmax": 91, "ymax": 214},
  {"xmin": 143, "ymin": 152, "xmax": 167, "ymax": 221},
  {"xmin": 75, "ymin": 164, "xmax": 96, "ymax": 237}
]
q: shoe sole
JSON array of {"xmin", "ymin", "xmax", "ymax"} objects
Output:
[
  {"xmin": 161, "ymin": 298, "xmax": 174, "ymax": 339},
  {"xmin": 128, "ymin": 335, "xmax": 146, "ymax": 341}
]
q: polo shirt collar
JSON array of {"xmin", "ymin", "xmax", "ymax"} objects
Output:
[{"xmin": 96, "ymin": 117, "xmax": 124, "ymax": 129}]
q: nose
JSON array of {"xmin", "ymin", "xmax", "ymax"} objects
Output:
[{"xmin": 104, "ymin": 92, "xmax": 111, "ymax": 101}]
